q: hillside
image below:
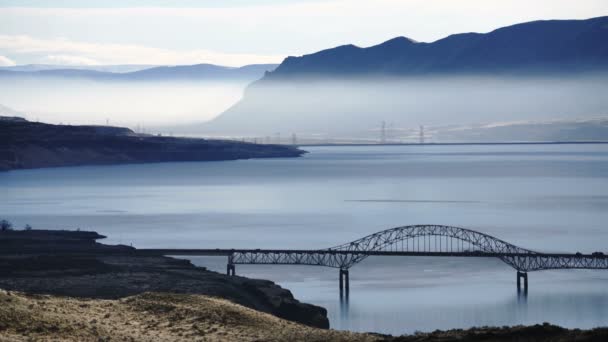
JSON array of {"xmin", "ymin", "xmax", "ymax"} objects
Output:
[
  {"xmin": 269, "ymin": 16, "xmax": 608, "ymax": 78},
  {"xmin": 2, "ymin": 290, "xmax": 608, "ymax": 341},
  {"xmin": 0, "ymin": 63, "xmax": 278, "ymax": 82},
  {"xmin": 0, "ymin": 291, "xmax": 367, "ymax": 342},
  {"xmin": 0, "ymin": 118, "xmax": 304, "ymax": 171},
  {"xmin": 203, "ymin": 17, "xmax": 608, "ymax": 138}
]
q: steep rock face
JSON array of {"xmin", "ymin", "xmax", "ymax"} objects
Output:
[{"xmin": 0, "ymin": 118, "xmax": 305, "ymax": 171}]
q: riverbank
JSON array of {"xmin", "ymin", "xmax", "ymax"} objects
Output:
[
  {"xmin": 0, "ymin": 254, "xmax": 328, "ymax": 329},
  {"xmin": 0, "ymin": 116, "xmax": 305, "ymax": 171},
  {"xmin": 0, "ymin": 229, "xmax": 328, "ymax": 328}
]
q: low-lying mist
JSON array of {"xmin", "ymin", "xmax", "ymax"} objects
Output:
[
  {"xmin": 0, "ymin": 77, "xmax": 246, "ymax": 129},
  {"xmin": 2, "ymin": 73, "xmax": 607, "ymax": 142},
  {"xmin": 206, "ymin": 74, "xmax": 608, "ymax": 140}
]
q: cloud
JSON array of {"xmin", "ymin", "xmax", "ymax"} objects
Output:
[
  {"xmin": 0, "ymin": 35, "xmax": 284, "ymax": 67},
  {"xmin": 43, "ymin": 54, "xmax": 101, "ymax": 66},
  {"xmin": 1, "ymin": 1, "xmax": 605, "ymax": 66},
  {"xmin": 0, "ymin": 55, "xmax": 16, "ymax": 66}
]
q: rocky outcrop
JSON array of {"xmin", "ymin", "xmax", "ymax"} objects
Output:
[
  {"xmin": 0, "ymin": 229, "xmax": 328, "ymax": 328},
  {"xmin": 0, "ymin": 255, "xmax": 329, "ymax": 328}
]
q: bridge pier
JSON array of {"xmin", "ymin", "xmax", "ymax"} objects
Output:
[
  {"xmin": 339, "ymin": 269, "xmax": 349, "ymax": 295},
  {"xmin": 517, "ymin": 271, "xmax": 528, "ymax": 293},
  {"xmin": 227, "ymin": 263, "xmax": 235, "ymax": 276}
]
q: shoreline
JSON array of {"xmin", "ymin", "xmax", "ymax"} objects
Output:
[
  {"xmin": 298, "ymin": 141, "xmax": 608, "ymax": 147},
  {"xmin": 0, "ymin": 229, "xmax": 328, "ymax": 328},
  {"xmin": 1, "ymin": 117, "xmax": 306, "ymax": 172}
]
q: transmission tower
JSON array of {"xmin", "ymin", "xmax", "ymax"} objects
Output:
[
  {"xmin": 380, "ymin": 121, "xmax": 386, "ymax": 144},
  {"xmin": 419, "ymin": 125, "xmax": 425, "ymax": 144}
]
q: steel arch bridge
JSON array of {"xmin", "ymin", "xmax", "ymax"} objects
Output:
[
  {"xmin": 138, "ymin": 225, "xmax": 608, "ymax": 293},
  {"xmin": 229, "ymin": 225, "xmax": 608, "ymax": 272}
]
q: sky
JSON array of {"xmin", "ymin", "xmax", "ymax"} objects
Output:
[{"xmin": 1, "ymin": 0, "xmax": 607, "ymax": 67}]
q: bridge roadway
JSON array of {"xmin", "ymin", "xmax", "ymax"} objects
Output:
[
  {"xmin": 136, "ymin": 249, "xmax": 603, "ymax": 258},
  {"xmin": 137, "ymin": 225, "xmax": 608, "ymax": 295}
]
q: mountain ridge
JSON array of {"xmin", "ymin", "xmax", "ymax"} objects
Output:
[
  {"xmin": 267, "ymin": 16, "xmax": 608, "ymax": 78},
  {"xmin": 0, "ymin": 63, "xmax": 279, "ymax": 81},
  {"xmin": 203, "ymin": 16, "xmax": 608, "ymax": 137}
]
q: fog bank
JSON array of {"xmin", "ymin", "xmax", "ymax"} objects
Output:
[
  {"xmin": 0, "ymin": 77, "xmax": 245, "ymax": 127},
  {"xmin": 203, "ymin": 74, "xmax": 608, "ymax": 140}
]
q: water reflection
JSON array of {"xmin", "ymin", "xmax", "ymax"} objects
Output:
[
  {"xmin": 517, "ymin": 288, "xmax": 528, "ymax": 302},
  {"xmin": 340, "ymin": 290, "xmax": 349, "ymax": 321}
]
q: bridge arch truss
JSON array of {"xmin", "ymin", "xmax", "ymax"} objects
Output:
[{"xmin": 230, "ymin": 225, "xmax": 608, "ymax": 272}]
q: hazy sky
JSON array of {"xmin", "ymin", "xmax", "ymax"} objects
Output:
[{"xmin": 1, "ymin": 0, "xmax": 607, "ymax": 67}]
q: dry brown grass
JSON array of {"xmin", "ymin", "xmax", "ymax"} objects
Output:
[{"xmin": 0, "ymin": 289, "xmax": 376, "ymax": 342}]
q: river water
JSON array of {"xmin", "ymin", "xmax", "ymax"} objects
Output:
[{"xmin": 2, "ymin": 144, "xmax": 608, "ymax": 334}]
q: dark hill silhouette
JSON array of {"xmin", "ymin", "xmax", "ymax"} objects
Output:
[
  {"xmin": 0, "ymin": 118, "xmax": 304, "ymax": 171},
  {"xmin": 269, "ymin": 16, "xmax": 608, "ymax": 78},
  {"xmin": 202, "ymin": 17, "xmax": 608, "ymax": 137}
]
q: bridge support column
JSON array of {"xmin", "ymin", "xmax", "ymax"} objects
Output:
[
  {"xmin": 227, "ymin": 264, "xmax": 235, "ymax": 276},
  {"xmin": 517, "ymin": 271, "xmax": 528, "ymax": 293},
  {"xmin": 339, "ymin": 269, "xmax": 349, "ymax": 295}
]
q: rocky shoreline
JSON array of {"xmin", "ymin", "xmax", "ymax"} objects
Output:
[
  {"xmin": 0, "ymin": 254, "xmax": 329, "ymax": 329},
  {"xmin": 0, "ymin": 116, "xmax": 305, "ymax": 171},
  {"xmin": 0, "ymin": 229, "xmax": 328, "ymax": 328}
]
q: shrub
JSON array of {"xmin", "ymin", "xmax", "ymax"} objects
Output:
[{"xmin": 0, "ymin": 220, "xmax": 13, "ymax": 231}]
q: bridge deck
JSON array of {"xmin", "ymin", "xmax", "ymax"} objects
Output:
[{"xmin": 136, "ymin": 249, "xmax": 602, "ymax": 259}]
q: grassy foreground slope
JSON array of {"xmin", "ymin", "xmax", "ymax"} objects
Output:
[
  {"xmin": 2, "ymin": 289, "xmax": 608, "ymax": 341},
  {"xmin": 0, "ymin": 290, "xmax": 369, "ymax": 342}
]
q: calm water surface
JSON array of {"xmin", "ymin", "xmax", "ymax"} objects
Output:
[{"xmin": 2, "ymin": 144, "xmax": 608, "ymax": 334}]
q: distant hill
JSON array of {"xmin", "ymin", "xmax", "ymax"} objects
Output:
[
  {"xmin": 269, "ymin": 16, "xmax": 608, "ymax": 78},
  {"xmin": 120, "ymin": 63, "xmax": 278, "ymax": 81},
  {"xmin": 203, "ymin": 17, "xmax": 608, "ymax": 138},
  {"xmin": 0, "ymin": 118, "xmax": 304, "ymax": 171},
  {"xmin": 0, "ymin": 63, "xmax": 278, "ymax": 82},
  {"xmin": 434, "ymin": 118, "xmax": 608, "ymax": 143},
  {"xmin": 0, "ymin": 64, "xmax": 156, "ymax": 73}
]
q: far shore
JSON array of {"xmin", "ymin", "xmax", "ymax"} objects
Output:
[{"xmin": 298, "ymin": 141, "xmax": 608, "ymax": 147}]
